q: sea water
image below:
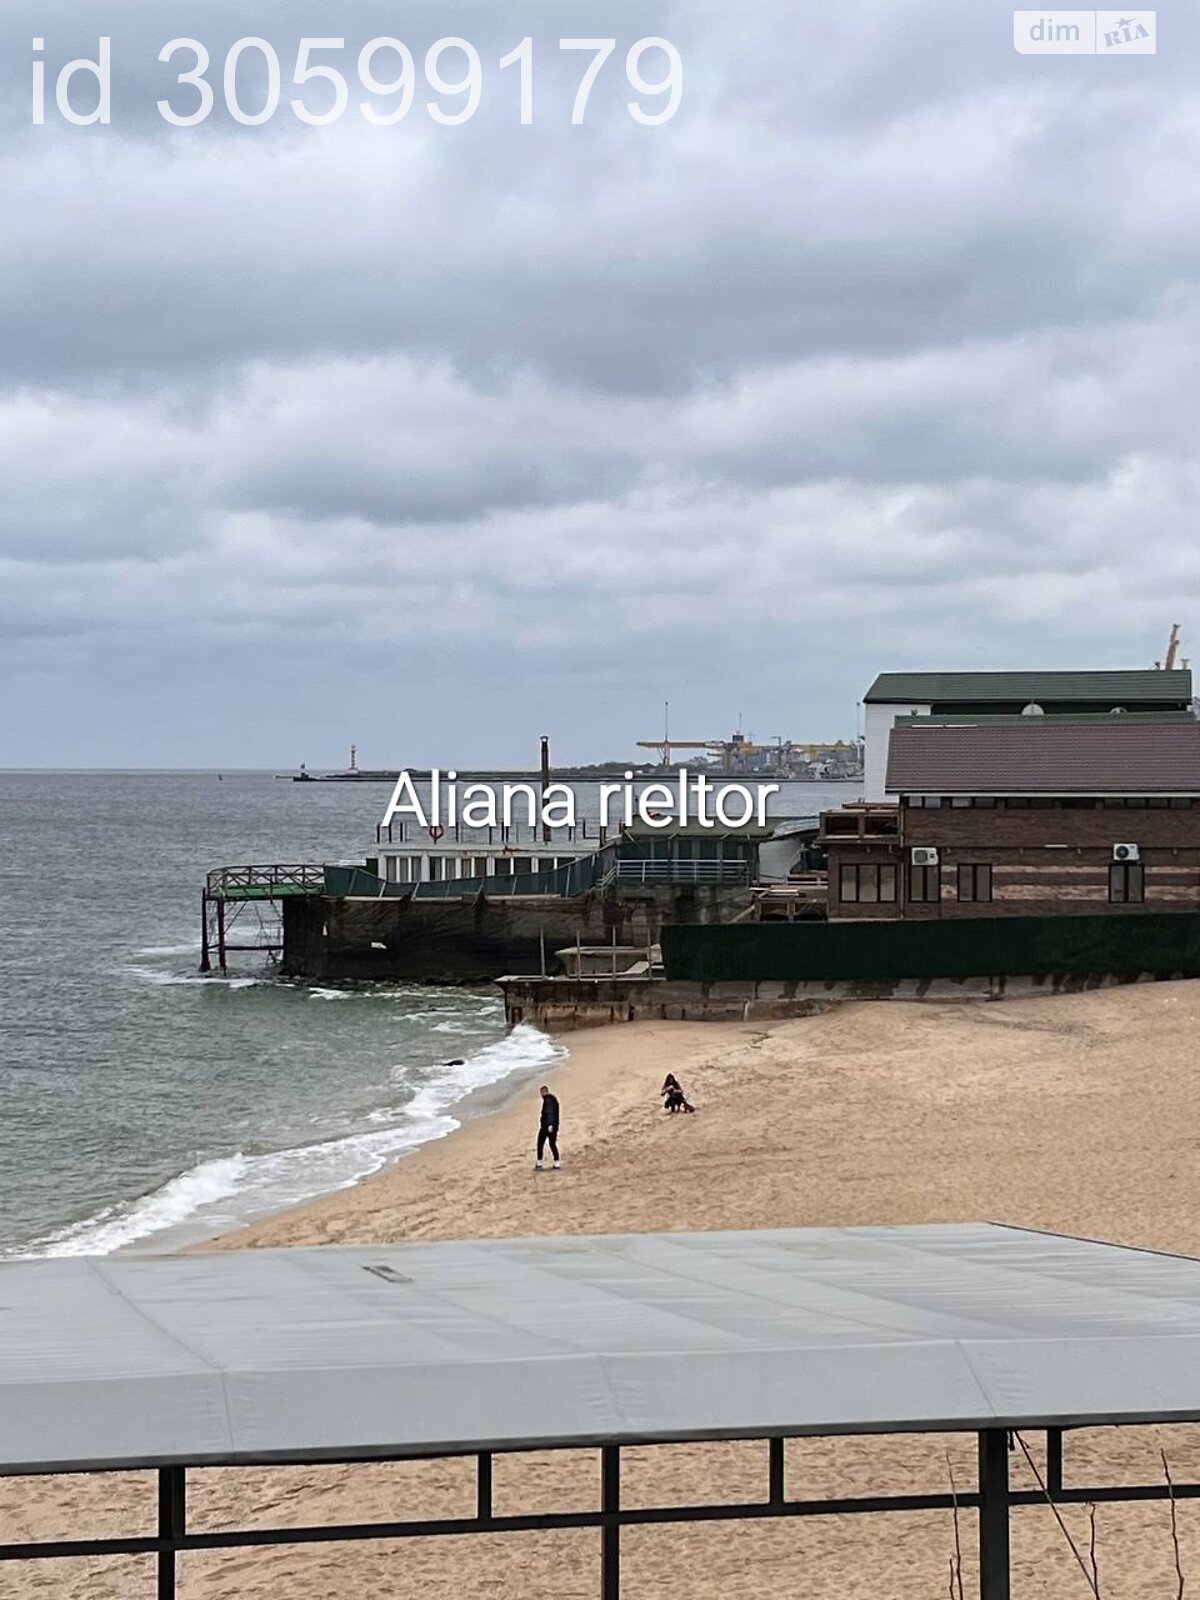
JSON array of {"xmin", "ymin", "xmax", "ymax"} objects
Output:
[{"xmin": 0, "ymin": 769, "xmax": 850, "ymax": 1256}]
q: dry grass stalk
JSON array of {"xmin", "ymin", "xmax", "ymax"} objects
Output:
[
  {"xmin": 945, "ymin": 1453, "xmax": 965, "ymax": 1600},
  {"xmin": 1163, "ymin": 1451, "xmax": 1186, "ymax": 1600},
  {"xmin": 1013, "ymin": 1431, "xmax": 1100, "ymax": 1597},
  {"xmin": 1088, "ymin": 1501, "xmax": 1099, "ymax": 1596}
]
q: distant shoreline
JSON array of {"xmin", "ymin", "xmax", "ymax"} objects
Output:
[{"xmin": 293, "ymin": 769, "xmax": 864, "ymax": 784}]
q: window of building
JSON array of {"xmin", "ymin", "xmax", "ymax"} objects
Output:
[
  {"xmin": 908, "ymin": 864, "xmax": 941, "ymax": 903},
  {"xmin": 1109, "ymin": 862, "xmax": 1145, "ymax": 904},
  {"xmin": 427, "ymin": 857, "xmax": 444, "ymax": 881},
  {"xmin": 824, "ymin": 814, "xmax": 861, "ymax": 833},
  {"xmin": 513, "ymin": 857, "xmax": 534, "ymax": 876},
  {"xmin": 839, "ymin": 863, "xmax": 897, "ymax": 904},
  {"xmin": 957, "ymin": 863, "xmax": 993, "ymax": 902},
  {"xmin": 473, "ymin": 857, "xmax": 490, "ymax": 878}
]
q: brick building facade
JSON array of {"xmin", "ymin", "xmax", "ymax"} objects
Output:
[{"xmin": 824, "ymin": 718, "xmax": 1200, "ymax": 920}]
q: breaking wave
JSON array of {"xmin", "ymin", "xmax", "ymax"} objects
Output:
[
  {"xmin": 24, "ymin": 1025, "xmax": 564, "ymax": 1258},
  {"xmin": 123, "ymin": 965, "xmax": 266, "ymax": 990}
]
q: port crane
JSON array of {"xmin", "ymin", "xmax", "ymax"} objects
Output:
[
  {"xmin": 1155, "ymin": 624, "xmax": 1187, "ymax": 671},
  {"xmin": 635, "ymin": 732, "xmax": 765, "ymax": 773},
  {"xmin": 635, "ymin": 739, "xmax": 722, "ymax": 765}
]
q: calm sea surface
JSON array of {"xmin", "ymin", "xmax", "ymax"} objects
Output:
[{"xmin": 0, "ymin": 771, "xmax": 852, "ymax": 1256}]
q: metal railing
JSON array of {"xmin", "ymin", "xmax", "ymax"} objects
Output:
[
  {"xmin": 376, "ymin": 819, "xmax": 609, "ymax": 847},
  {"xmin": 613, "ymin": 860, "xmax": 749, "ymax": 885},
  {"xmin": 204, "ymin": 865, "xmax": 326, "ymax": 898},
  {"xmin": 1, "ymin": 1428, "xmax": 1188, "ymax": 1600}
]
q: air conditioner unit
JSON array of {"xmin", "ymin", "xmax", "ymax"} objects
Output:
[
  {"xmin": 1112, "ymin": 842, "xmax": 1140, "ymax": 863},
  {"xmin": 911, "ymin": 847, "xmax": 939, "ymax": 867}
]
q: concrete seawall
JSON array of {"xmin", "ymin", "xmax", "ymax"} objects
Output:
[
  {"xmin": 498, "ymin": 971, "xmax": 1174, "ymax": 1032},
  {"xmin": 281, "ymin": 884, "xmax": 754, "ymax": 984}
]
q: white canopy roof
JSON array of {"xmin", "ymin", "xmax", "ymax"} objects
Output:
[{"xmin": 4, "ymin": 1224, "xmax": 1200, "ymax": 1476}]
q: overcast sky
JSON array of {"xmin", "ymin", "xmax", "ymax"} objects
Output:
[{"xmin": 1, "ymin": 0, "xmax": 1196, "ymax": 767}]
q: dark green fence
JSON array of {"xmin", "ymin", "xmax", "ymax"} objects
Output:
[{"xmin": 662, "ymin": 913, "xmax": 1200, "ymax": 984}]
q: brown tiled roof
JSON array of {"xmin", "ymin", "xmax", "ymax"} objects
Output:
[{"xmin": 886, "ymin": 719, "xmax": 1200, "ymax": 795}]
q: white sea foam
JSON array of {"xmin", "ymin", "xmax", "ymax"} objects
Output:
[
  {"xmin": 283, "ymin": 984, "xmax": 501, "ymax": 1019},
  {"xmin": 26, "ymin": 1025, "xmax": 565, "ymax": 1258},
  {"xmin": 34, "ymin": 1156, "xmax": 253, "ymax": 1256},
  {"xmin": 124, "ymin": 965, "xmax": 265, "ymax": 990}
]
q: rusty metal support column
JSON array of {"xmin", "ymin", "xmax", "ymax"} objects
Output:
[
  {"xmin": 216, "ymin": 897, "xmax": 227, "ymax": 975},
  {"xmin": 199, "ymin": 892, "xmax": 211, "ymax": 973}
]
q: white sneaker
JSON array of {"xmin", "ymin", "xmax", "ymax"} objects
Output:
[
  {"xmin": 553, "ymin": 1160, "xmax": 561, "ymax": 1169},
  {"xmin": 534, "ymin": 1161, "xmax": 544, "ymax": 1170}
]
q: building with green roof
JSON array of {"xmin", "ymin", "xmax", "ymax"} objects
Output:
[{"xmin": 863, "ymin": 669, "xmax": 1194, "ymax": 800}]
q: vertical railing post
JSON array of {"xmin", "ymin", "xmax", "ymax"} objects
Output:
[
  {"xmin": 477, "ymin": 1452, "xmax": 493, "ymax": 1521},
  {"xmin": 1046, "ymin": 1428, "xmax": 1063, "ymax": 1499},
  {"xmin": 601, "ymin": 1445, "xmax": 620, "ymax": 1600},
  {"xmin": 157, "ymin": 1466, "xmax": 185, "ymax": 1600},
  {"xmin": 768, "ymin": 1437, "xmax": 785, "ymax": 1506},
  {"xmin": 978, "ymin": 1430, "xmax": 1010, "ymax": 1600}
]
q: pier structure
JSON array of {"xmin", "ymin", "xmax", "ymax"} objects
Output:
[
  {"xmin": 197, "ymin": 817, "xmax": 827, "ymax": 983},
  {"xmin": 200, "ymin": 865, "xmax": 325, "ymax": 975}
]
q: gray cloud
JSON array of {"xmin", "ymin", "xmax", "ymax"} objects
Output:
[{"xmin": 2, "ymin": 0, "xmax": 1199, "ymax": 764}]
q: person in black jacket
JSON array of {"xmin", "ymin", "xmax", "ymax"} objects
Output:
[
  {"xmin": 535, "ymin": 1085, "xmax": 561, "ymax": 1169},
  {"xmin": 661, "ymin": 1073, "xmax": 695, "ymax": 1113}
]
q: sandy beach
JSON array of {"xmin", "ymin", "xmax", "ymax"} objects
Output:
[{"xmin": 8, "ymin": 983, "xmax": 1200, "ymax": 1596}]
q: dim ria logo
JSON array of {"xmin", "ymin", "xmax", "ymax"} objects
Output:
[{"xmin": 1013, "ymin": 11, "xmax": 1156, "ymax": 53}]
